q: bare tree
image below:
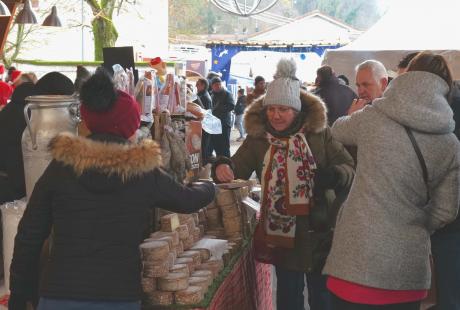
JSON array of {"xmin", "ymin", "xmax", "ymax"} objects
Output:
[{"xmin": 84, "ymin": 0, "xmax": 138, "ymax": 60}]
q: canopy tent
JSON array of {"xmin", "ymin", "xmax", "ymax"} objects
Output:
[{"xmin": 323, "ymin": 0, "xmax": 460, "ymax": 84}]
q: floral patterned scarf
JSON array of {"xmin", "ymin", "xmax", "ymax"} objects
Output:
[{"xmin": 261, "ymin": 132, "xmax": 316, "ymax": 248}]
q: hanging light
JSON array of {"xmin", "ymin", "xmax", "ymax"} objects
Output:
[
  {"xmin": 15, "ymin": 0, "xmax": 37, "ymax": 24},
  {"xmin": 0, "ymin": 1, "xmax": 11, "ymax": 16},
  {"xmin": 210, "ymin": 0, "xmax": 279, "ymax": 17},
  {"xmin": 42, "ymin": 6, "xmax": 61, "ymax": 27}
]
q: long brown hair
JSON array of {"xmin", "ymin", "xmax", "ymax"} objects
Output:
[{"xmin": 407, "ymin": 52, "xmax": 453, "ymax": 98}]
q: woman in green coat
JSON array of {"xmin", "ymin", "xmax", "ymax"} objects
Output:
[{"xmin": 213, "ymin": 59, "xmax": 354, "ymax": 310}]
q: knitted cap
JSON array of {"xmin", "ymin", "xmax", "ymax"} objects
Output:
[
  {"xmin": 263, "ymin": 58, "xmax": 301, "ymax": 111},
  {"xmin": 35, "ymin": 72, "xmax": 75, "ymax": 95},
  {"xmin": 81, "ymin": 90, "xmax": 140, "ymax": 139}
]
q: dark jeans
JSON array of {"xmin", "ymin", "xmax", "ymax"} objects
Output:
[
  {"xmin": 331, "ymin": 294, "xmax": 420, "ymax": 310},
  {"xmin": 211, "ymin": 124, "xmax": 231, "ymax": 157},
  {"xmin": 431, "ymin": 232, "xmax": 460, "ymax": 310},
  {"xmin": 275, "ymin": 266, "xmax": 331, "ymax": 310},
  {"xmin": 201, "ymin": 131, "xmax": 212, "ymax": 164},
  {"xmin": 37, "ymin": 298, "xmax": 140, "ymax": 310}
]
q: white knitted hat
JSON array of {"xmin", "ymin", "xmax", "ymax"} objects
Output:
[{"xmin": 263, "ymin": 58, "xmax": 301, "ymax": 111}]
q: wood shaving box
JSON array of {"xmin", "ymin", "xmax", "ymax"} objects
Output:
[
  {"xmin": 145, "ymin": 290, "xmax": 174, "ymax": 306},
  {"xmin": 161, "ymin": 214, "xmax": 180, "ymax": 232},
  {"xmin": 175, "ymin": 286, "xmax": 204, "ymax": 305},
  {"xmin": 140, "ymin": 241, "xmax": 170, "ymax": 261},
  {"xmin": 158, "ymin": 272, "xmax": 189, "ymax": 291}
]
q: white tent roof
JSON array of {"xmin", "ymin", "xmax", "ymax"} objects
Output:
[
  {"xmin": 248, "ymin": 10, "xmax": 361, "ymax": 45},
  {"xmin": 323, "ymin": 0, "xmax": 460, "ymax": 83},
  {"xmin": 342, "ymin": 0, "xmax": 460, "ymax": 51}
]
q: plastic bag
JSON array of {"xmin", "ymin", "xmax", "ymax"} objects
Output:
[
  {"xmin": 202, "ymin": 110, "xmax": 222, "ymax": 134},
  {"xmin": 1, "ymin": 199, "xmax": 27, "ymax": 291},
  {"xmin": 112, "ymin": 64, "xmax": 130, "ymax": 93}
]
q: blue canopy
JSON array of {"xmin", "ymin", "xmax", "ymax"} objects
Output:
[{"xmin": 206, "ymin": 42, "xmax": 342, "ymax": 84}]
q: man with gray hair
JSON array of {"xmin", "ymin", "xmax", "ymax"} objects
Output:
[{"xmin": 348, "ymin": 60, "xmax": 388, "ymax": 114}]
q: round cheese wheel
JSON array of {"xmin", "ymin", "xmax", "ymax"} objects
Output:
[
  {"xmin": 176, "ymin": 224, "xmax": 190, "ymax": 240},
  {"xmin": 220, "ymin": 203, "xmax": 241, "ymax": 218},
  {"xmin": 192, "ymin": 213, "xmax": 200, "ymax": 225},
  {"xmin": 158, "ymin": 272, "xmax": 189, "ymax": 291},
  {"xmin": 145, "ymin": 290, "xmax": 174, "ymax": 306},
  {"xmin": 192, "ymin": 248, "xmax": 211, "ymax": 261},
  {"xmin": 185, "ymin": 217, "xmax": 196, "ymax": 233},
  {"xmin": 195, "ymin": 258, "xmax": 223, "ymax": 277},
  {"xmin": 161, "ymin": 213, "xmax": 180, "ymax": 232},
  {"xmin": 223, "ymin": 215, "xmax": 242, "ymax": 234},
  {"xmin": 167, "ymin": 252, "xmax": 175, "ymax": 269},
  {"xmin": 216, "ymin": 189, "xmax": 236, "ymax": 206},
  {"xmin": 141, "ymin": 277, "xmax": 157, "ymax": 292},
  {"xmin": 145, "ymin": 236, "xmax": 174, "ymax": 249},
  {"xmin": 179, "ymin": 250, "xmax": 202, "ymax": 266},
  {"xmin": 175, "ymin": 286, "xmax": 204, "ymax": 305},
  {"xmin": 182, "ymin": 236, "xmax": 195, "ymax": 251},
  {"xmin": 175, "ymin": 241, "xmax": 184, "ymax": 255},
  {"xmin": 192, "ymin": 227, "xmax": 201, "ymax": 242},
  {"xmin": 170, "ymin": 263, "xmax": 190, "ymax": 275},
  {"xmin": 140, "ymin": 241, "xmax": 169, "ymax": 261},
  {"xmin": 150, "ymin": 231, "xmax": 180, "ymax": 246},
  {"xmin": 192, "ymin": 270, "xmax": 213, "ymax": 286},
  {"xmin": 176, "ymin": 257, "xmax": 195, "ymax": 273},
  {"xmin": 143, "ymin": 259, "xmax": 169, "ymax": 278},
  {"xmin": 189, "ymin": 276, "xmax": 209, "ymax": 293}
]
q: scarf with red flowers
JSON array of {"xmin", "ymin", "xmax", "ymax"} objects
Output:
[{"xmin": 261, "ymin": 132, "xmax": 316, "ymax": 248}]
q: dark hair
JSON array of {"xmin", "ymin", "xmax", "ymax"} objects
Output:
[
  {"xmin": 238, "ymin": 88, "xmax": 245, "ymax": 95},
  {"xmin": 407, "ymin": 52, "xmax": 453, "ymax": 95},
  {"xmin": 316, "ymin": 65, "xmax": 334, "ymax": 81},
  {"xmin": 196, "ymin": 77, "xmax": 209, "ymax": 89},
  {"xmin": 206, "ymin": 71, "xmax": 220, "ymax": 80},
  {"xmin": 254, "ymin": 76, "xmax": 265, "ymax": 85},
  {"xmin": 80, "ymin": 68, "xmax": 117, "ymax": 112},
  {"xmin": 337, "ymin": 74, "xmax": 349, "ymax": 86},
  {"xmin": 398, "ymin": 52, "xmax": 419, "ymax": 69},
  {"xmin": 211, "ymin": 76, "xmax": 222, "ymax": 85},
  {"xmin": 74, "ymin": 65, "xmax": 91, "ymax": 93},
  {"xmin": 7, "ymin": 66, "xmax": 16, "ymax": 75}
]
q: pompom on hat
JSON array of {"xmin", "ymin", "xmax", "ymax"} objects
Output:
[{"xmin": 263, "ymin": 58, "xmax": 301, "ymax": 111}]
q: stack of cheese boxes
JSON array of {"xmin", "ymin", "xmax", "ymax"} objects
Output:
[
  {"xmin": 205, "ymin": 184, "xmax": 252, "ymax": 242},
  {"xmin": 140, "ymin": 212, "xmax": 224, "ymax": 307}
]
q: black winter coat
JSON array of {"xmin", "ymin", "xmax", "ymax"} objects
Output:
[
  {"xmin": 314, "ymin": 76, "xmax": 357, "ymax": 125},
  {"xmin": 234, "ymin": 95, "xmax": 246, "ymax": 115},
  {"xmin": 10, "ymin": 133, "xmax": 215, "ymax": 303},
  {"xmin": 198, "ymin": 90, "xmax": 212, "ymax": 110},
  {"xmin": 0, "ymin": 82, "xmax": 36, "ymax": 204},
  {"xmin": 211, "ymin": 89, "xmax": 234, "ymax": 127}
]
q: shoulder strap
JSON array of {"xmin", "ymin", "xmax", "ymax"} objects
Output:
[{"xmin": 404, "ymin": 126, "xmax": 430, "ymax": 203}]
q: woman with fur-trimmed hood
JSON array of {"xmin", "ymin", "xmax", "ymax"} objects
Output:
[
  {"xmin": 8, "ymin": 70, "xmax": 215, "ymax": 310},
  {"xmin": 214, "ymin": 59, "xmax": 354, "ymax": 310}
]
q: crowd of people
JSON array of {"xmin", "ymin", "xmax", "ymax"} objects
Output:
[{"xmin": 0, "ymin": 50, "xmax": 458, "ymax": 310}]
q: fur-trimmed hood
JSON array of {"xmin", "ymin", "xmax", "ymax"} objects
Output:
[
  {"xmin": 244, "ymin": 90, "xmax": 327, "ymax": 138},
  {"xmin": 49, "ymin": 133, "xmax": 162, "ymax": 182}
]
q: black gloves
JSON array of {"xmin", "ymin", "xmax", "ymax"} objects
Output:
[{"xmin": 314, "ymin": 167, "xmax": 339, "ymax": 190}]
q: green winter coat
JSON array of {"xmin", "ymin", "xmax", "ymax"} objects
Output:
[{"xmin": 230, "ymin": 91, "xmax": 354, "ymax": 273}]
